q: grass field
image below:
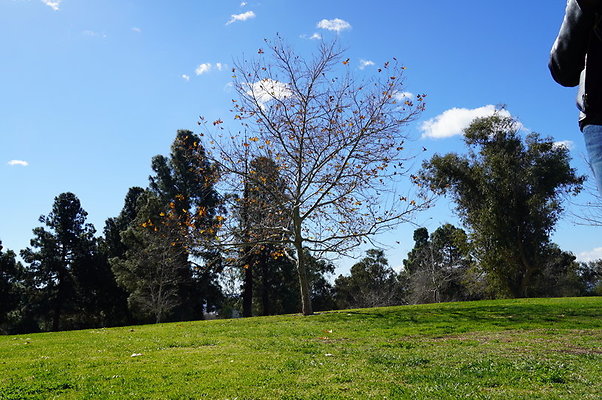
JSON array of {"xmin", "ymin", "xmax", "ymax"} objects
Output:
[{"xmin": 1, "ymin": 297, "xmax": 601, "ymax": 399}]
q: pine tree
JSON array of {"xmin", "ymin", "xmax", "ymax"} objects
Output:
[
  {"xmin": 21, "ymin": 193, "xmax": 98, "ymax": 331},
  {"xmin": 0, "ymin": 241, "xmax": 26, "ymax": 333}
]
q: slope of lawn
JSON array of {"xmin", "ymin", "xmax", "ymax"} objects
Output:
[{"xmin": 1, "ymin": 297, "xmax": 601, "ymax": 399}]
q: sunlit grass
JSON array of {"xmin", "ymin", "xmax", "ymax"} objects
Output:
[{"xmin": 1, "ymin": 297, "xmax": 601, "ymax": 399}]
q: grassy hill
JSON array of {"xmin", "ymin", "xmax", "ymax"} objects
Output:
[{"xmin": 1, "ymin": 297, "xmax": 601, "ymax": 399}]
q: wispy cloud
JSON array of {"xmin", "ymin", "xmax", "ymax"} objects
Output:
[
  {"xmin": 41, "ymin": 0, "xmax": 61, "ymax": 11},
  {"xmin": 131, "ymin": 27, "xmax": 142, "ymax": 33},
  {"xmin": 317, "ymin": 18, "xmax": 351, "ymax": 33},
  {"xmin": 240, "ymin": 1, "xmax": 247, "ymax": 6},
  {"xmin": 82, "ymin": 30, "xmax": 107, "ymax": 38},
  {"xmin": 194, "ymin": 62, "xmax": 226, "ymax": 76},
  {"xmin": 301, "ymin": 33, "xmax": 322, "ymax": 40},
  {"xmin": 420, "ymin": 105, "xmax": 515, "ymax": 139},
  {"xmin": 226, "ymin": 10, "xmax": 256, "ymax": 25},
  {"xmin": 182, "ymin": 74, "xmax": 190, "ymax": 81},
  {"xmin": 7, "ymin": 160, "xmax": 29, "ymax": 167},
  {"xmin": 578, "ymin": 247, "xmax": 602, "ymax": 262},
  {"xmin": 359, "ymin": 59, "xmax": 375, "ymax": 70}
]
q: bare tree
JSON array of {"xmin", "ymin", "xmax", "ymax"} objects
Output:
[
  {"xmin": 207, "ymin": 38, "xmax": 429, "ymax": 315},
  {"xmin": 111, "ymin": 192, "xmax": 192, "ymax": 324},
  {"xmin": 403, "ymin": 225, "xmax": 473, "ymax": 304},
  {"xmin": 570, "ymin": 160, "xmax": 602, "ymax": 226},
  {"xmin": 132, "ymin": 244, "xmax": 182, "ymax": 324},
  {"xmin": 408, "ymin": 241, "xmax": 461, "ymax": 304}
]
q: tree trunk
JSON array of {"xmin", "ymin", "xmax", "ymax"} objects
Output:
[
  {"xmin": 261, "ymin": 260, "xmax": 270, "ymax": 316},
  {"xmin": 242, "ymin": 262, "xmax": 253, "ymax": 317},
  {"xmin": 295, "ymin": 243, "xmax": 313, "ymax": 316},
  {"xmin": 52, "ymin": 291, "xmax": 62, "ymax": 331},
  {"xmin": 52, "ymin": 270, "xmax": 65, "ymax": 331}
]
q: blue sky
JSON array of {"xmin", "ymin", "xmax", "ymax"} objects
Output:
[{"xmin": 1, "ymin": 0, "xmax": 601, "ymax": 275}]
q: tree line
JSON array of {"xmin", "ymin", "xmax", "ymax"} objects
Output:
[
  {"xmin": 1, "ymin": 120, "xmax": 600, "ymax": 335},
  {"xmin": 2, "ymin": 39, "xmax": 601, "ymax": 334}
]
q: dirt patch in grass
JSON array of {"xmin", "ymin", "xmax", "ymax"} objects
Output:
[{"xmin": 429, "ymin": 329, "xmax": 602, "ymax": 356}]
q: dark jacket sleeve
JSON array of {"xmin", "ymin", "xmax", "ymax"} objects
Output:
[{"xmin": 549, "ymin": 0, "xmax": 596, "ymax": 87}]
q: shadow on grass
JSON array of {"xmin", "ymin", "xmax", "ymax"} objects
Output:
[{"xmin": 321, "ymin": 298, "xmax": 602, "ymax": 334}]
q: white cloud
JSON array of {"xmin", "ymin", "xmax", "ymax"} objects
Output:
[
  {"xmin": 41, "ymin": 0, "xmax": 61, "ymax": 11},
  {"xmin": 246, "ymin": 79, "xmax": 292, "ymax": 105},
  {"xmin": 359, "ymin": 59, "xmax": 375, "ymax": 70},
  {"xmin": 578, "ymin": 247, "xmax": 602, "ymax": 262},
  {"xmin": 182, "ymin": 74, "xmax": 190, "ymax": 81},
  {"xmin": 240, "ymin": 1, "xmax": 247, "ymax": 6},
  {"xmin": 317, "ymin": 18, "xmax": 351, "ymax": 33},
  {"xmin": 420, "ymin": 105, "xmax": 514, "ymax": 139},
  {"xmin": 226, "ymin": 10, "xmax": 256, "ymax": 25},
  {"xmin": 195, "ymin": 63, "xmax": 212, "ymax": 75},
  {"xmin": 393, "ymin": 91, "xmax": 413, "ymax": 101},
  {"xmin": 8, "ymin": 160, "xmax": 29, "ymax": 167},
  {"xmin": 131, "ymin": 27, "xmax": 142, "ymax": 33},
  {"xmin": 194, "ymin": 63, "xmax": 227, "ymax": 76},
  {"xmin": 553, "ymin": 140, "xmax": 574, "ymax": 150}
]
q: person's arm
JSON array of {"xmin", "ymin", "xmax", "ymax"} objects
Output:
[{"xmin": 549, "ymin": 0, "xmax": 597, "ymax": 87}]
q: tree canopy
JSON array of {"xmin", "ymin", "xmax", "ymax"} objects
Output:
[{"xmin": 419, "ymin": 114, "xmax": 584, "ymax": 297}]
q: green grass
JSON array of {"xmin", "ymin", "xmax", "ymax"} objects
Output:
[{"xmin": 1, "ymin": 297, "xmax": 601, "ymax": 399}]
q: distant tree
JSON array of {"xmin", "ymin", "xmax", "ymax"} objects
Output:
[
  {"xmin": 210, "ymin": 38, "xmax": 428, "ymax": 315},
  {"xmin": 0, "ymin": 241, "xmax": 25, "ymax": 333},
  {"xmin": 21, "ymin": 193, "xmax": 98, "ymax": 331},
  {"xmin": 304, "ymin": 250, "xmax": 336, "ymax": 312},
  {"xmin": 234, "ymin": 156, "xmax": 291, "ymax": 317},
  {"xmin": 529, "ymin": 244, "xmax": 583, "ymax": 297},
  {"xmin": 577, "ymin": 259, "xmax": 602, "ymax": 296},
  {"xmin": 249, "ymin": 247, "xmax": 295, "ymax": 315},
  {"xmin": 148, "ymin": 130, "xmax": 224, "ymax": 319},
  {"xmin": 103, "ymin": 187, "xmax": 146, "ymax": 260},
  {"xmin": 217, "ymin": 246, "xmax": 334, "ymax": 317},
  {"xmin": 402, "ymin": 227, "xmax": 429, "ymax": 276},
  {"xmin": 149, "ymin": 130, "xmax": 222, "ymax": 241},
  {"xmin": 402, "ymin": 224, "xmax": 473, "ymax": 304},
  {"xmin": 420, "ymin": 114, "xmax": 584, "ymax": 297},
  {"xmin": 334, "ymin": 249, "xmax": 403, "ymax": 309},
  {"xmin": 111, "ymin": 192, "xmax": 189, "ymax": 323},
  {"xmin": 100, "ymin": 187, "xmax": 147, "ymax": 325}
]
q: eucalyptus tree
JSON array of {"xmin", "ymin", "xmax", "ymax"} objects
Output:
[{"xmin": 420, "ymin": 115, "xmax": 584, "ymax": 297}]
